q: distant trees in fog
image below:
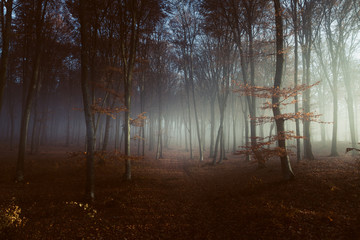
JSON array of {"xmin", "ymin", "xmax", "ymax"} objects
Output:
[{"xmin": 0, "ymin": 0, "xmax": 359, "ymax": 198}]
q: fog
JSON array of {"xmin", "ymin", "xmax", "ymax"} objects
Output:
[{"xmin": 0, "ymin": 0, "xmax": 360, "ymax": 163}]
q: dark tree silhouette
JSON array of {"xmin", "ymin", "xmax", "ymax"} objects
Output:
[{"xmin": 272, "ymin": 0, "xmax": 294, "ymax": 180}]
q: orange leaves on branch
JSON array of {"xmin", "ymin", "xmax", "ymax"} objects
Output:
[
  {"xmin": 233, "ymin": 81, "xmax": 320, "ymax": 110},
  {"xmin": 252, "ymin": 111, "xmax": 325, "ymax": 125},
  {"xmin": 132, "ymin": 135, "xmax": 145, "ymax": 141},
  {"xmin": 93, "ymin": 81, "xmax": 125, "ymax": 103},
  {"xmin": 233, "ymin": 80, "xmax": 323, "ymax": 162},
  {"xmin": 91, "ymin": 100, "xmax": 127, "ymax": 119},
  {"xmin": 130, "ymin": 112, "xmax": 147, "ymax": 127}
]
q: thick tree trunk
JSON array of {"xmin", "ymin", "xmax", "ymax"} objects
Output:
[
  {"xmin": 0, "ymin": 0, "xmax": 13, "ymax": 113},
  {"xmin": 16, "ymin": 57, "xmax": 41, "ymax": 182},
  {"xmin": 102, "ymin": 114, "xmax": 111, "ymax": 151},
  {"xmin": 273, "ymin": 0, "xmax": 294, "ymax": 181},
  {"xmin": 15, "ymin": 0, "xmax": 46, "ymax": 181},
  {"xmin": 301, "ymin": 5, "xmax": 315, "ymax": 160},
  {"xmin": 80, "ymin": 0, "xmax": 95, "ymax": 201}
]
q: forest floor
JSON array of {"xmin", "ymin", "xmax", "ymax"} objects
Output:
[{"xmin": 0, "ymin": 144, "xmax": 359, "ymax": 239}]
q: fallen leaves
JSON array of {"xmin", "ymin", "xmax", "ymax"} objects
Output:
[{"xmin": 0, "ymin": 149, "xmax": 359, "ymax": 239}]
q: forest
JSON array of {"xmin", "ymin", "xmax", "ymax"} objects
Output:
[{"xmin": 0, "ymin": 0, "xmax": 360, "ymax": 239}]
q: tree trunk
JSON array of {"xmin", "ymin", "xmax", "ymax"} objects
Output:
[
  {"xmin": 330, "ymin": 75, "xmax": 339, "ymax": 156},
  {"xmin": 80, "ymin": 0, "xmax": 95, "ymax": 201},
  {"xmin": 124, "ymin": 84, "xmax": 131, "ymax": 179},
  {"xmin": 342, "ymin": 57, "xmax": 357, "ymax": 155},
  {"xmin": 301, "ymin": 3, "xmax": 315, "ymax": 160},
  {"xmin": 15, "ymin": 0, "xmax": 47, "ymax": 182},
  {"xmin": 190, "ymin": 74, "xmax": 203, "ymax": 161},
  {"xmin": 186, "ymin": 85, "xmax": 193, "ymax": 159},
  {"xmin": 273, "ymin": 0, "xmax": 294, "ymax": 181},
  {"xmin": 209, "ymin": 97, "xmax": 215, "ymax": 157},
  {"xmin": 0, "ymin": 0, "xmax": 13, "ymax": 113},
  {"xmin": 102, "ymin": 114, "xmax": 111, "ymax": 151},
  {"xmin": 232, "ymin": 94, "xmax": 237, "ymax": 153},
  {"xmin": 156, "ymin": 84, "xmax": 163, "ymax": 160},
  {"xmin": 242, "ymin": 99, "xmax": 250, "ymax": 161},
  {"xmin": 292, "ymin": 0, "xmax": 301, "ymax": 162}
]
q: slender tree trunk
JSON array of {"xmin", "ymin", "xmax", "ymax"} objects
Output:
[
  {"xmin": 156, "ymin": 85, "xmax": 163, "ymax": 160},
  {"xmin": 124, "ymin": 85, "xmax": 131, "ymax": 179},
  {"xmin": 190, "ymin": 77, "xmax": 203, "ymax": 161},
  {"xmin": 301, "ymin": 10, "xmax": 314, "ymax": 160},
  {"xmin": 209, "ymin": 97, "xmax": 215, "ymax": 157},
  {"xmin": 185, "ymin": 86, "xmax": 193, "ymax": 159},
  {"xmin": 148, "ymin": 112, "xmax": 155, "ymax": 151},
  {"xmin": 8, "ymin": 99, "xmax": 15, "ymax": 150},
  {"xmin": 212, "ymin": 125, "xmax": 222, "ymax": 165},
  {"xmin": 248, "ymin": 22, "xmax": 264, "ymax": 168},
  {"xmin": 292, "ymin": 0, "xmax": 301, "ymax": 162},
  {"xmin": 30, "ymin": 102, "xmax": 38, "ymax": 154},
  {"xmin": 273, "ymin": 0, "xmax": 294, "ymax": 180},
  {"xmin": 232, "ymin": 94, "xmax": 237, "ymax": 153},
  {"xmin": 342, "ymin": 58, "xmax": 357, "ymax": 154},
  {"xmin": 242, "ymin": 99, "xmax": 250, "ymax": 161},
  {"xmin": 139, "ymin": 78, "xmax": 145, "ymax": 156},
  {"xmin": 330, "ymin": 73, "xmax": 339, "ymax": 156},
  {"xmin": 201, "ymin": 109, "xmax": 206, "ymax": 154}
]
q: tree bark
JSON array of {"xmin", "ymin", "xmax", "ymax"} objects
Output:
[
  {"xmin": 291, "ymin": 0, "xmax": 301, "ymax": 162},
  {"xmin": 301, "ymin": 1, "xmax": 315, "ymax": 160},
  {"xmin": 272, "ymin": 0, "xmax": 294, "ymax": 181},
  {"xmin": 0, "ymin": 0, "xmax": 13, "ymax": 113},
  {"xmin": 16, "ymin": 0, "xmax": 48, "ymax": 182},
  {"xmin": 80, "ymin": 0, "xmax": 95, "ymax": 201}
]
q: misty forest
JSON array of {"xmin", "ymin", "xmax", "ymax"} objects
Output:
[{"xmin": 0, "ymin": 0, "xmax": 360, "ymax": 239}]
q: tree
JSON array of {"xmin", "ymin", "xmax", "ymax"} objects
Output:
[
  {"xmin": 196, "ymin": 37, "xmax": 220, "ymax": 158},
  {"xmin": 285, "ymin": 0, "xmax": 301, "ymax": 162},
  {"xmin": 337, "ymin": 0, "xmax": 359, "ymax": 156},
  {"xmin": 15, "ymin": 0, "xmax": 49, "ymax": 182},
  {"xmin": 298, "ymin": 0, "xmax": 323, "ymax": 160},
  {"xmin": 202, "ymin": 0, "xmax": 271, "ymax": 167},
  {"xmin": 171, "ymin": 0, "xmax": 203, "ymax": 161},
  {"xmin": 314, "ymin": 1, "xmax": 341, "ymax": 157},
  {"xmin": 272, "ymin": 0, "xmax": 294, "ymax": 180},
  {"xmin": 117, "ymin": 0, "xmax": 164, "ymax": 179},
  {"xmin": 79, "ymin": 0, "xmax": 95, "ymax": 201},
  {"xmin": 0, "ymin": 0, "xmax": 13, "ymax": 113},
  {"xmin": 201, "ymin": 21, "xmax": 236, "ymax": 164}
]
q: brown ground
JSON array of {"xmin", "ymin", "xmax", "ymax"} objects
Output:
[{"xmin": 0, "ymin": 146, "xmax": 359, "ymax": 239}]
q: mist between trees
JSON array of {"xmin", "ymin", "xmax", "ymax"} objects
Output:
[{"xmin": 0, "ymin": 0, "xmax": 359, "ymax": 199}]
